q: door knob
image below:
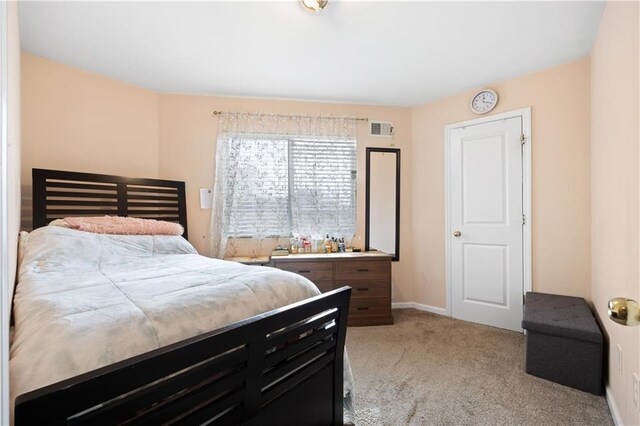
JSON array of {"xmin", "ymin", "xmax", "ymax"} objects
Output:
[
  {"xmin": 608, "ymin": 298, "xmax": 639, "ymax": 326},
  {"xmin": 453, "ymin": 231, "xmax": 462, "ymax": 237}
]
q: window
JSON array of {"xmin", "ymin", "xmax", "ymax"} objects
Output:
[{"xmin": 223, "ymin": 135, "xmax": 357, "ymax": 238}]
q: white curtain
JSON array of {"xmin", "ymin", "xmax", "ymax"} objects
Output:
[{"xmin": 210, "ymin": 112, "xmax": 357, "ymax": 259}]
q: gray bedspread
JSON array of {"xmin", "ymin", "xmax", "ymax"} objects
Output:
[{"xmin": 10, "ymin": 226, "xmax": 354, "ymax": 421}]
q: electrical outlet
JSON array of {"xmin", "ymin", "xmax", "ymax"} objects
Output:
[
  {"xmin": 616, "ymin": 344, "xmax": 623, "ymax": 374},
  {"xmin": 633, "ymin": 373, "xmax": 639, "ymax": 411}
]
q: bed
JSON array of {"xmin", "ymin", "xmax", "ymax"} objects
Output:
[{"xmin": 11, "ymin": 168, "xmax": 352, "ymax": 425}]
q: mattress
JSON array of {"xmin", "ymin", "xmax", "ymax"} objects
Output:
[{"xmin": 10, "ymin": 225, "xmax": 354, "ymax": 419}]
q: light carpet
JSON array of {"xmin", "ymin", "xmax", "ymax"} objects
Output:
[{"xmin": 346, "ymin": 309, "xmax": 613, "ymax": 426}]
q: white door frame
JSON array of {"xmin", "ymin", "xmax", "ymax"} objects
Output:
[
  {"xmin": 0, "ymin": 1, "xmax": 10, "ymax": 424},
  {"xmin": 444, "ymin": 107, "xmax": 532, "ymax": 318}
]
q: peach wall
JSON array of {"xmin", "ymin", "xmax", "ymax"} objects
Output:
[
  {"xmin": 411, "ymin": 58, "xmax": 592, "ymax": 309},
  {"xmin": 20, "ymin": 52, "xmax": 159, "ymax": 226},
  {"xmin": 21, "ymin": 48, "xmax": 599, "ymax": 315},
  {"xmin": 20, "ymin": 53, "xmax": 415, "ymax": 303},
  {"xmin": 157, "ymin": 94, "xmax": 415, "ymax": 302},
  {"xmin": 590, "ymin": 2, "xmax": 639, "ymax": 425},
  {"xmin": 20, "ymin": 51, "xmax": 598, "ymax": 310}
]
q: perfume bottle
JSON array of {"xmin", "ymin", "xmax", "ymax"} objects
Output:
[{"xmin": 325, "ymin": 235, "xmax": 332, "ymax": 253}]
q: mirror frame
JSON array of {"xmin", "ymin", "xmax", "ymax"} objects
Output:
[{"xmin": 365, "ymin": 147, "xmax": 401, "ymax": 261}]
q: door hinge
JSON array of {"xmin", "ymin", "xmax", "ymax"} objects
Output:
[
  {"xmin": 522, "ymin": 214, "xmax": 526, "ymax": 225},
  {"xmin": 520, "ymin": 134, "xmax": 526, "ymax": 144}
]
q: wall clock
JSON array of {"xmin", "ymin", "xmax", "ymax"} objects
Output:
[{"xmin": 470, "ymin": 89, "xmax": 498, "ymax": 114}]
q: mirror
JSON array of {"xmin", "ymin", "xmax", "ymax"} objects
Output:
[{"xmin": 365, "ymin": 148, "xmax": 400, "ymax": 261}]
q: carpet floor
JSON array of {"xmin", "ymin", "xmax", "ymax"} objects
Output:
[{"xmin": 346, "ymin": 309, "xmax": 613, "ymax": 426}]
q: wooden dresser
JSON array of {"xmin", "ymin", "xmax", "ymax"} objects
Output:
[{"xmin": 271, "ymin": 252, "xmax": 393, "ymax": 327}]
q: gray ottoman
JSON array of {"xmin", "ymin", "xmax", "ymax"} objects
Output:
[{"xmin": 522, "ymin": 292, "xmax": 603, "ymax": 394}]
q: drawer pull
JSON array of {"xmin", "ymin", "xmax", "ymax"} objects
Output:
[
  {"xmin": 356, "ymin": 287, "xmax": 369, "ymax": 291},
  {"xmin": 356, "ymin": 268, "xmax": 369, "ymax": 272},
  {"xmin": 357, "ymin": 307, "xmax": 369, "ymax": 311},
  {"xmin": 298, "ymin": 270, "xmax": 311, "ymax": 273}
]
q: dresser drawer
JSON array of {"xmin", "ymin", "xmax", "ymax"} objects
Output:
[
  {"xmin": 349, "ymin": 297, "xmax": 392, "ymax": 318},
  {"xmin": 336, "ymin": 279, "xmax": 389, "ymax": 299},
  {"xmin": 335, "ymin": 260, "xmax": 390, "ymax": 280},
  {"xmin": 273, "ymin": 261, "xmax": 333, "ymax": 282}
]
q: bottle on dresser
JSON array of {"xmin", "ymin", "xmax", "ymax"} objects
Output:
[{"xmin": 324, "ymin": 235, "xmax": 332, "ymax": 253}]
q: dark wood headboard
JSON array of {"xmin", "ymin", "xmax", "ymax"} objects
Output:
[{"xmin": 32, "ymin": 169, "xmax": 188, "ymax": 239}]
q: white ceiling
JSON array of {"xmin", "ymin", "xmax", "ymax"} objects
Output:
[{"xmin": 19, "ymin": 1, "xmax": 604, "ymax": 106}]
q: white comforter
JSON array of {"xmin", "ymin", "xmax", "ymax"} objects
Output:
[{"xmin": 10, "ymin": 226, "xmax": 353, "ymax": 419}]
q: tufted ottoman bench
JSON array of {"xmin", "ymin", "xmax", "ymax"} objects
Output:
[{"xmin": 521, "ymin": 292, "xmax": 603, "ymax": 394}]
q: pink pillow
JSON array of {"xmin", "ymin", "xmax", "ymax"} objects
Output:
[{"xmin": 63, "ymin": 216, "xmax": 184, "ymax": 236}]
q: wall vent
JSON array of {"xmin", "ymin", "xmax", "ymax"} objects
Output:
[{"xmin": 369, "ymin": 121, "xmax": 394, "ymax": 137}]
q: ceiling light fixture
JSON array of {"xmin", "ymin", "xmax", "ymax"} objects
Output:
[{"xmin": 300, "ymin": 0, "xmax": 328, "ymax": 13}]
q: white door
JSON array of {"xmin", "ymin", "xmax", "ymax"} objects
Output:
[{"xmin": 449, "ymin": 116, "xmax": 524, "ymax": 332}]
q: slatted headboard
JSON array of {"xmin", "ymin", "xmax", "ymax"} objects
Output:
[{"xmin": 32, "ymin": 169, "xmax": 188, "ymax": 239}]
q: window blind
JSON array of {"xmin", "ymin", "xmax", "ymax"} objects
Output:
[
  {"xmin": 224, "ymin": 136, "xmax": 356, "ymax": 238},
  {"xmin": 289, "ymin": 138, "xmax": 357, "ymax": 236}
]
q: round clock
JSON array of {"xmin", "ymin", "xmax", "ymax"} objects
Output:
[{"xmin": 470, "ymin": 89, "xmax": 498, "ymax": 114}]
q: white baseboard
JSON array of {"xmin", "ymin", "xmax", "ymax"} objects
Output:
[
  {"xmin": 392, "ymin": 302, "xmax": 447, "ymax": 316},
  {"xmin": 606, "ymin": 385, "xmax": 623, "ymax": 426},
  {"xmin": 391, "ymin": 302, "xmax": 414, "ymax": 309}
]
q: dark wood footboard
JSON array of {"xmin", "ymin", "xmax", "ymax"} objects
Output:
[{"xmin": 14, "ymin": 287, "xmax": 351, "ymax": 426}]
